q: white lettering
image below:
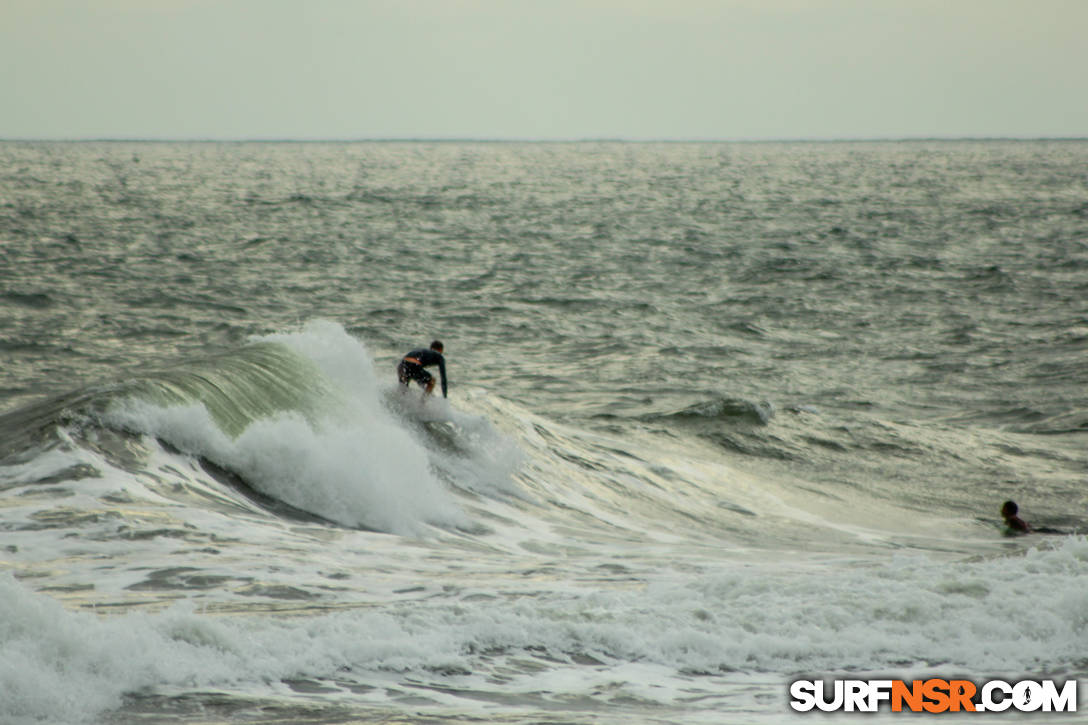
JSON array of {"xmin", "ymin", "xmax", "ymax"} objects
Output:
[
  {"xmin": 816, "ymin": 680, "xmax": 844, "ymax": 712},
  {"xmin": 867, "ymin": 679, "xmax": 893, "ymax": 711},
  {"xmin": 1041, "ymin": 680, "xmax": 1077, "ymax": 712},
  {"xmin": 844, "ymin": 680, "xmax": 868, "ymax": 712},
  {"xmin": 981, "ymin": 680, "xmax": 1013, "ymax": 712},
  {"xmin": 1014, "ymin": 680, "xmax": 1043, "ymax": 712},
  {"xmin": 789, "ymin": 680, "xmax": 817, "ymax": 712}
]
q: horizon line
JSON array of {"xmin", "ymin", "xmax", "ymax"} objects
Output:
[{"xmin": 2, "ymin": 135, "xmax": 1087, "ymax": 144}]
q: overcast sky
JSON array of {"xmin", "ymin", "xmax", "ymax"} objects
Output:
[{"xmin": 3, "ymin": 0, "xmax": 1086, "ymax": 140}]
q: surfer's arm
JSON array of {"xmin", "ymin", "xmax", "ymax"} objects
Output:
[{"xmin": 439, "ymin": 358, "xmax": 448, "ymax": 398}]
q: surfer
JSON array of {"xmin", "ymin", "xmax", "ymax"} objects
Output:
[
  {"xmin": 396, "ymin": 340, "xmax": 448, "ymax": 398},
  {"xmin": 1001, "ymin": 500, "xmax": 1030, "ymax": 534}
]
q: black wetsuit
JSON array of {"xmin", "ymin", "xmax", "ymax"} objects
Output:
[{"xmin": 397, "ymin": 348, "xmax": 448, "ymax": 397}]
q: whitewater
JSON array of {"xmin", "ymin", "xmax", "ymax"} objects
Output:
[{"xmin": 1, "ymin": 140, "xmax": 1086, "ymax": 723}]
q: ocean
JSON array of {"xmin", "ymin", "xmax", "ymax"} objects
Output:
[{"xmin": 1, "ymin": 140, "xmax": 1086, "ymax": 723}]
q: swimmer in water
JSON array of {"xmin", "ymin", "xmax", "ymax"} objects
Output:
[{"xmin": 1001, "ymin": 500, "xmax": 1030, "ymax": 534}]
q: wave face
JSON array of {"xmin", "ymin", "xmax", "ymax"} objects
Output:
[
  {"xmin": 2, "ymin": 141, "xmax": 1088, "ymax": 723},
  {"xmin": 102, "ymin": 321, "xmax": 475, "ymax": 535}
]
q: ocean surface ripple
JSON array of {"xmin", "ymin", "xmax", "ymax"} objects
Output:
[{"xmin": 1, "ymin": 140, "xmax": 1087, "ymax": 723}]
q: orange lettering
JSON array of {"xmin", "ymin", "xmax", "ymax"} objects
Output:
[
  {"xmin": 922, "ymin": 679, "xmax": 951, "ymax": 713},
  {"xmin": 892, "ymin": 680, "xmax": 924, "ymax": 712},
  {"xmin": 948, "ymin": 680, "xmax": 977, "ymax": 712}
]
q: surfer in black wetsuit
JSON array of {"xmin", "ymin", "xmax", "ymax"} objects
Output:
[{"xmin": 396, "ymin": 340, "xmax": 448, "ymax": 398}]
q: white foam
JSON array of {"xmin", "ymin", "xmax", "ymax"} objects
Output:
[
  {"xmin": 103, "ymin": 320, "xmax": 468, "ymax": 535},
  {"xmin": 5, "ymin": 537, "xmax": 1088, "ymax": 723},
  {"xmin": 399, "ymin": 389, "xmax": 527, "ymax": 499}
]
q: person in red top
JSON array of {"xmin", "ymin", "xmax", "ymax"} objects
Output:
[{"xmin": 396, "ymin": 340, "xmax": 448, "ymax": 398}]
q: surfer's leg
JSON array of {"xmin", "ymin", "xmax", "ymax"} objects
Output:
[{"xmin": 399, "ymin": 361, "xmax": 432, "ymax": 393}]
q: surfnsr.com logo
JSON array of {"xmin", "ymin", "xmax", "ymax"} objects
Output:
[{"xmin": 789, "ymin": 678, "xmax": 1077, "ymax": 713}]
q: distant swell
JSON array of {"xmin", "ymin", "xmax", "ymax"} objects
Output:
[{"xmin": 647, "ymin": 397, "xmax": 776, "ymax": 426}]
